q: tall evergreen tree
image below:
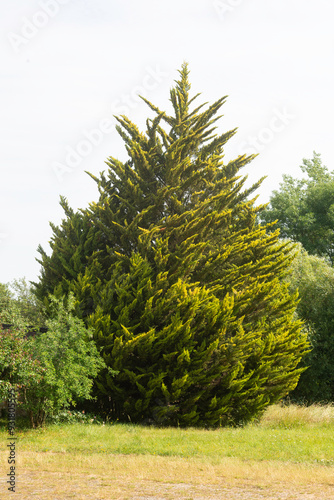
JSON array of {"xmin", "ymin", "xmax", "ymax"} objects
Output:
[
  {"xmin": 34, "ymin": 65, "xmax": 308, "ymax": 426},
  {"xmin": 34, "ymin": 196, "xmax": 99, "ymax": 317}
]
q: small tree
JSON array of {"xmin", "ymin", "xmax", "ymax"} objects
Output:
[
  {"xmin": 0, "ymin": 288, "xmax": 106, "ymax": 427},
  {"xmin": 22, "ymin": 294, "xmax": 106, "ymax": 427}
]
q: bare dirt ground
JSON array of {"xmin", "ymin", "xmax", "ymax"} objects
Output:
[
  {"xmin": 1, "ymin": 450, "xmax": 334, "ymax": 499},
  {"xmin": 1, "ymin": 468, "xmax": 334, "ymax": 499}
]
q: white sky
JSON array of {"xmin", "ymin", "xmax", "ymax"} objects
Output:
[{"xmin": 1, "ymin": 0, "xmax": 333, "ymax": 285}]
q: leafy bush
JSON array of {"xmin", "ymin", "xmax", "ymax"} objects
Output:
[
  {"xmin": 47, "ymin": 409, "xmax": 105, "ymax": 425},
  {"xmin": 21, "ymin": 294, "xmax": 107, "ymax": 427},
  {"xmin": 0, "ymin": 291, "xmax": 106, "ymax": 427},
  {"xmin": 0, "ymin": 321, "xmax": 40, "ymax": 402}
]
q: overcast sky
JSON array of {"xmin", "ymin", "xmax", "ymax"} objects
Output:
[{"xmin": 1, "ymin": 0, "xmax": 333, "ymax": 285}]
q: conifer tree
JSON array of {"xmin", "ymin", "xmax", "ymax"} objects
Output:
[
  {"xmin": 34, "ymin": 196, "xmax": 99, "ymax": 317},
  {"xmin": 34, "ymin": 64, "xmax": 308, "ymax": 426}
]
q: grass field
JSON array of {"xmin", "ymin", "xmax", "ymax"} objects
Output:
[{"xmin": 1, "ymin": 404, "xmax": 334, "ymax": 499}]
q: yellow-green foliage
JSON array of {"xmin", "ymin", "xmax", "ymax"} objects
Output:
[{"xmin": 34, "ymin": 65, "xmax": 309, "ymax": 427}]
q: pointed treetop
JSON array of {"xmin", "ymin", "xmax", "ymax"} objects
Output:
[
  {"xmin": 175, "ymin": 62, "xmax": 191, "ymax": 95},
  {"xmin": 169, "ymin": 62, "xmax": 192, "ymax": 125}
]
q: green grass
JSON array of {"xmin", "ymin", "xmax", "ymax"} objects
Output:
[
  {"xmin": 1, "ymin": 404, "xmax": 334, "ymax": 499},
  {"xmin": 1, "ymin": 403, "xmax": 333, "ymax": 466}
]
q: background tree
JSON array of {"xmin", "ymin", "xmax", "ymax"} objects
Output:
[
  {"xmin": 287, "ymin": 244, "xmax": 334, "ymax": 402},
  {"xmin": 260, "ymin": 152, "xmax": 334, "ymax": 264},
  {"xmin": 0, "ymin": 278, "xmax": 45, "ymax": 328},
  {"xmin": 34, "ymin": 64, "xmax": 309, "ymax": 427},
  {"xmin": 0, "ymin": 282, "xmax": 17, "ymax": 325}
]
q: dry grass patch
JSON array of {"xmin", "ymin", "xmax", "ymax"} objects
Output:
[
  {"xmin": 261, "ymin": 402, "xmax": 334, "ymax": 427},
  {"xmin": 1, "ymin": 451, "xmax": 334, "ymax": 499}
]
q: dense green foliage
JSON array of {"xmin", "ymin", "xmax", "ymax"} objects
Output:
[
  {"xmin": 0, "ymin": 281, "xmax": 42, "ymax": 404},
  {"xmin": 34, "ymin": 65, "xmax": 308, "ymax": 426},
  {"xmin": 35, "ymin": 199, "xmax": 97, "ymax": 315},
  {"xmin": 287, "ymin": 245, "xmax": 334, "ymax": 402},
  {"xmin": 260, "ymin": 152, "xmax": 334, "ymax": 264},
  {"xmin": 23, "ymin": 295, "xmax": 106, "ymax": 427},
  {"xmin": 0, "ymin": 287, "xmax": 105, "ymax": 427},
  {"xmin": 0, "ymin": 324, "xmax": 40, "ymax": 403},
  {"xmin": 0, "ymin": 278, "xmax": 45, "ymax": 327}
]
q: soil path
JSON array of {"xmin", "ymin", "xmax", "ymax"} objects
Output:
[{"xmin": 2, "ymin": 471, "xmax": 334, "ymax": 499}]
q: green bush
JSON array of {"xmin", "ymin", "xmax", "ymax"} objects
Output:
[
  {"xmin": 22, "ymin": 294, "xmax": 106, "ymax": 427},
  {"xmin": 0, "ymin": 291, "xmax": 106, "ymax": 427},
  {"xmin": 0, "ymin": 322, "xmax": 40, "ymax": 403},
  {"xmin": 47, "ymin": 409, "xmax": 105, "ymax": 425}
]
